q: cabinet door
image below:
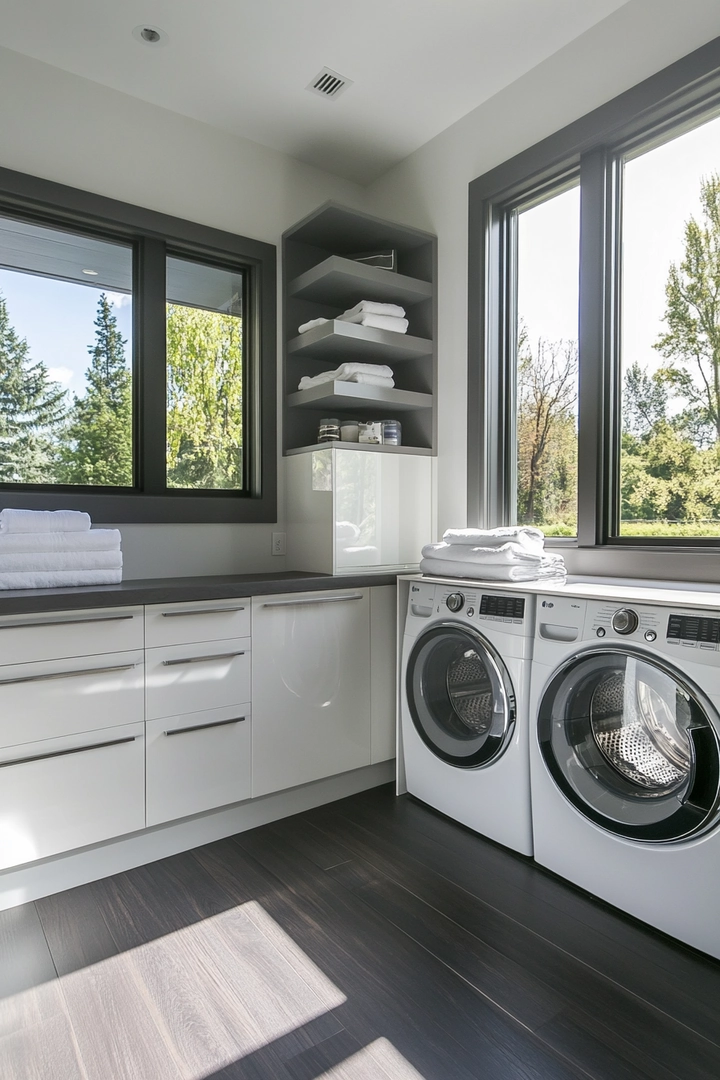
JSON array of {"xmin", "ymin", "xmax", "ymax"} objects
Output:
[
  {"xmin": 252, "ymin": 589, "xmax": 371, "ymax": 796},
  {"xmin": 370, "ymin": 586, "xmax": 397, "ymax": 764}
]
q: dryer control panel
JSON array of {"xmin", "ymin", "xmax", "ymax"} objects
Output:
[{"xmin": 406, "ymin": 582, "xmax": 533, "ymax": 637}]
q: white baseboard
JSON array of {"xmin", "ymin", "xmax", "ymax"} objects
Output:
[{"xmin": 0, "ymin": 759, "xmax": 395, "ymax": 911}]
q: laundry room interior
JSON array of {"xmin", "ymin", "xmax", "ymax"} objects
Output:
[{"xmin": 2, "ymin": 3, "xmax": 720, "ymax": 1079}]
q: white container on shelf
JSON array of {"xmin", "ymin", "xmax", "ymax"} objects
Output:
[{"xmin": 286, "ymin": 446, "xmax": 431, "ymax": 574}]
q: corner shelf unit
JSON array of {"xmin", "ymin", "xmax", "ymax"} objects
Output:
[{"xmin": 282, "ymin": 202, "xmax": 437, "ymax": 455}]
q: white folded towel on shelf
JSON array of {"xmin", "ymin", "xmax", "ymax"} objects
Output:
[
  {"xmin": 0, "ymin": 529, "xmax": 121, "ymax": 554},
  {"xmin": 422, "ymin": 541, "xmax": 549, "ymax": 566},
  {"xmin": 0, "ymin": 568, "xmax": 123, "ymax": 591},
  {"xmin": 0, "ymin": 508, "xmax": 91, "ymax": 534},
  {"xmin": 0, "ymin": 550, "xmax": 122, "ymax": 574},
  {"xmin": 441, "ymin": 527, "xmax": 545, "ymax": 553},
  {"xmin": 298, "ymin": 317, "xmax": 330, "ymax": 334},
  {"xmin": 298, "ymin": 363, "xmax": 394, "ymax": 391},
  {"xmin": 337, "ymin": 312, "xmax": 409, "ymax": 334},
  {"xmin": 340, "ymin": 300, "xmax": 406, "ymax": 319},
  {"xmin": 419, "ymin": 555, "xmax": 566, "ymax": 583}
]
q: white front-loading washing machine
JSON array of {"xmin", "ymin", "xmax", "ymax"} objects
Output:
[
  {"xmin": 401, "ymin": 576, "xmax": 535, "ymax": 855},
  {"xmin": 530, "ymin": 591, "xmax": 720, "ymax": 958}
]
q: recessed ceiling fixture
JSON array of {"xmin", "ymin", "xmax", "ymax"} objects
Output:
[
  {"xmin": 81, "ymin": 269, "xmax": 99, "ymax": 275},
  {"xmin": 306, "ymin": 67, "xmax": 353, "ymax": 100},
  {"xmin": 132, "ymin": 24, "xmax": 170, "ymax": 47}
]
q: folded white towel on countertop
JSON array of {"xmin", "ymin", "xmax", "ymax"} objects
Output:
[
  {"xmin": 421, "ymin": 541, "xmax": 559, "ymax": 566},
  {"xmin": 0, "ymin": 550, "xmax": 122, "ymax": 574},
  {"xmin": 0, "ymin": 568, "xmax": 123, "ymax": 590},
  {"xmin": 0, "ymin": 508, "xmax": 91, "ymax": 534},
  {"xmin": 298, "ymin": 362, "xmax": 394, "ymax": 391},
  {"xmin": 419, "ymin": 556, "xmax": 566, "ymax": 583},
  {"xmin": 0, "ymin": 529, "xmax": 121, "ymax": 554},
  {"xmin": 298, "ymin": 317, "xmax": 330, "ymax": 334},
  {"xmin": 340, "ymin": 300, "xmax": 406, "ymax": 319},
  {"xmin": 337, "ymin": 312, "xmax": 409, "ymax": 334},
  {"xmin": 442, "ymin": 527, "xmax": 545, "ymax": 552}
]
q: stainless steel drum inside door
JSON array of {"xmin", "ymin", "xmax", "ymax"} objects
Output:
[
  {"xmin": 406, "ymin": 622, "xmax": 516, "ymax": 768},
  {"xmin": 538, "ymin": 648, "xmax": 720, "ymax": 842}
]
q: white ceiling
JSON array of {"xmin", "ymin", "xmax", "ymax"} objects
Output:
[{"xmin": 0, "ymin": 0, "xmax": 631, "ymax": 184}]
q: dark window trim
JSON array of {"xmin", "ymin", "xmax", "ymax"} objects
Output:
[
  {"xmin": 0, "ymin": 165, "xmax": 277, "ymax": 524},
  {"xmin": 468, "ymin": 34, "xmax": 720, "ymax": 548}
]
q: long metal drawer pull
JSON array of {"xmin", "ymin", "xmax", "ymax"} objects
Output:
[
  {"xmin": 0, "ymin": 614, "xmax": 135, "ymax": 631},
  {"xmin": 0, "ymin": 662, "xmax": 138, "ymax": 687},
  {"xmin": 0, "ymin": 735, "xmax": 137, "ymax": 770},
  {"xmin": 164, "ymin": 716, "xmax": 246, "ymax": 737},
  {"xmin": 261, "ymin": 594, "xmax": 363, "ymax": 609},
  {"xmin": 161, "ymin": 651, "xmax": 245, "ymax": 667},
  {"xmin": 160, "ymin": 606, "xmax": 246, "ymax": 618}
]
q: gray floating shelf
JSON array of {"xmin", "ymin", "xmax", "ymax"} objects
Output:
[
  {"xmin": 285, "ymin": 442, "xmax": 432, "ymax": 456},
  {"xmin": 288, "ymin": 256, "xmax": 432, "ymax": 308},
  {"xmin": 287, "ymin": 381, "xmax": 432, "ymax": 413},
  {"xmin": 287, "ymin": 320, "xmax": 432, "ymax": 362}
]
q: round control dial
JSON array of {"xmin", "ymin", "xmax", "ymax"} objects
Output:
[
  {"xmin": 446, "ymin": 592, "xmax": 465, "ymax": 613},
  {"xmin": 611, "ymin": 607, "xmax": 639, "ymax": 635}
]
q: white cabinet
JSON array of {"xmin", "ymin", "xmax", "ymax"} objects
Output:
[
  {"xmin": 144, "ymin": 600, "xmax": 252, "ymax": 824},
  {"xmin": 286, "ymin": 446, "xmax": 431, "ymax": 575},
  {"xmin": 251, "ymin": 588, "xmax": 372, "ymax": 796}
]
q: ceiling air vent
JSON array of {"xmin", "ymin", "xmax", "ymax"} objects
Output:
[{"xmin": 306, "ymin": 67, "xmax": 353, "ymax": 100}]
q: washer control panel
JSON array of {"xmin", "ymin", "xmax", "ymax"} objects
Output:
[{"xmin": 407, "ymin": 581, "xmax": 532, "ymax": 637}]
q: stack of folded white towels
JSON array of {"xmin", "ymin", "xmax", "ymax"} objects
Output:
[
  {"xmin": 0, "ymin": 509, "xmax": 123, "ymax": 590},
  {"xmin": 298, "ymin": 362, "xmax": 394, "ymax": 391},
  {"xmin": 298, "ymin": 300, "xmax": 409, "ymax": 336},
  {"xmin": 420, "ymin": 526, "xmax": 566, "ymax": 583}
]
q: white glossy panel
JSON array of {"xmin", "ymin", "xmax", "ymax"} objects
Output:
[
  {"xmin": 146, "ymin": 704, "xmax": 252, "ymax": 826},
  {"xmin": 0, "ymin": 606, "xmax": 143, "ymax": 666},
  {"xmin": 334, "ymin": 449, "xmax": 431, "ymax": 572},
  {"xmin": 145, "ymin": 638, "xmax": 251, "ymax": 720},
  {"xmin": 251, "ymin": 590, "xmax": 371, "ymax": 796},
  {"xmin": 0, "ymin": 652, "xmax": 144, "ymax": 750},
  {"xmin": 0, "ymin": 721, "xmax": 145, "ymax": 871},
  {"xmin": 285, "ymin": 450, "xmax": 334, "ymax": 575},
  {"xmin": 144, "ymin": 598, "xmax": 250, "ymax": 649},
  {"xmin": 370, "ymin": 586, "xmax": 397, "ymax": 764}
]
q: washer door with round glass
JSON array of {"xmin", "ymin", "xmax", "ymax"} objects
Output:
[
  {"xmin": 538, "ymin": 649, "xmax": 720, "ymax": 842},
  {"xmin": 406, "ymin": 622, "xmax": 516, "ymax": 769}
]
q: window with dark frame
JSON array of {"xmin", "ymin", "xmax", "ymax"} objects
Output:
[
  {"xmin": 0, "ymin": 166, "xmax": 276, "ymax": 524},
  {"xmin": 468, "ymin": 35, "xmax": 720, "ymax": 549}
]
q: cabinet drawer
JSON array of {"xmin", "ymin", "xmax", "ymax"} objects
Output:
[
  {"xmin": 0, "ymin": 606, "xmax": 143, "ymax": 665},
  {"xmin": 146, "ymin": 705, "xmax": 251, "ymax": 826},
  {"xmin": 146, "ymin": 638, "xmax": 251, "ymax": 719},
  {"xmin": 0, "ymin": 722, "xmax": 145, "ymax": 871},
  {"xmin": 0, "ymin": 652, "xmax": 144, "ymax": 749},
  {"xmin": 145, "ymin": 599, "xmax": 250, "ymax": 648}
]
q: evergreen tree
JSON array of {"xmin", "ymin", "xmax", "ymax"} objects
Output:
[
  {"xmin": 0, "ymin": 293, "xmax": 67, "ymax": 483},
  {"xmin": 57, "ymin": 293, "xmax": 133, "ymax": 486}
]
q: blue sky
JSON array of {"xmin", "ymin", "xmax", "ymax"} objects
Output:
[{"xmin": 0, "ymin": 270, "xmax": 133, "ymax": 401}]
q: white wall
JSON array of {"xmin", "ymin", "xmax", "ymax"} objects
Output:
[
  {"xmin": 364, "ymin": 0, "xmax": 720, "ymax": 581},
  {"xmin": 0, "ymin": 45, "xmax": 367, "ymax": 579}
]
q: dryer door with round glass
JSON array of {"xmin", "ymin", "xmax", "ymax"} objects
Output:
[
  {"xmin": 406, "ymin": 623, "xmax": 516, "ymax": 769},
  {"xmin": 538, "ymin": 649, "xmax": 720, "ymax": 842}
]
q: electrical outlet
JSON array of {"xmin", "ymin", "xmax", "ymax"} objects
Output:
[{"xmin": 271, "ymin": 531, "xmax": 286, "ymax": 556}]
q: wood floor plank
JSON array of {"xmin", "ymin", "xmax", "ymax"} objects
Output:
[
  {"xmin": 0, "ymin": 903, "xmax": 56, "ymax": 1001},
  {"xmin": 0, "ymin": 978, "xmax": 66, "ymax": 1042},
  {"xmin": 36, "ymin": 885, "xmax": 119, "ymax": 977},
  {"xmin": 232, "ymin": 827, "xmax": 588, "ymax": 1080},
  {"xmin": 0, "ymin": 1010, "xmax": 87, "ymax": 1080}
]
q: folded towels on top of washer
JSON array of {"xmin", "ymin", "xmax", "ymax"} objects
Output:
[
  {"xmin": 298, "ymin": 363, "xmax": 395, "ymax": 391},
  {"xmin": 420, "ymin": 526, "xmax": 566, "ymax": 583},
  {"xmin": 298, "ymin": 300, "xmax": 409, "ymax": 336}
]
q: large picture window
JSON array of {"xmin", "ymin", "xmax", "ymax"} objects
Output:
[
  {"xmin": 469, "ymin": 36, "xmax": 720, "ymax": 549},
  {"xmin": 0, "ymin": 166, "xmax": 276, "ymax": 523}
]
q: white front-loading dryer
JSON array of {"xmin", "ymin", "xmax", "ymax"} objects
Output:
[
  {"xmin": 530, "ymin": 592, "xmax": 720, "ymax": 959},
  {"xmin": 401, "ymin": 576, "xmax": 535, "ymax": 855}
]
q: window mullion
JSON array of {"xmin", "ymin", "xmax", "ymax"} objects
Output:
[{"xmin": 136, "ymin": 237, "xmax": 167, "ymax": 495}]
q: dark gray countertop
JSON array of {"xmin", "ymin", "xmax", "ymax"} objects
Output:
[{"xmin": 0, "ymin": 571, "xmax": 400, "ymax": 616}]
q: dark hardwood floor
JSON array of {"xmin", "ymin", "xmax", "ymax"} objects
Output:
[{"xmin": 2, "ymin": 783, "xmax": 719, "ymax": 1078}]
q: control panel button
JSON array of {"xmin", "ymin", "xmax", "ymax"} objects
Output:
[
  {"xmin": 644, "ymin": 630, "xmax": 657, "ymax": 642},
  {"xmin": 611, "ymin": 608, "xmax": 639, "ymax": 635},
  {"xmin": 446, "ymin": 592, "xmax": 464, "ymax": 613},
  {"xmin": 596, "ymin": 626, "xmax": 606, "ymax": 637},
  {"xmin": 466, "ymin": 607, "xmax": 475, "ymax": 618}
]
